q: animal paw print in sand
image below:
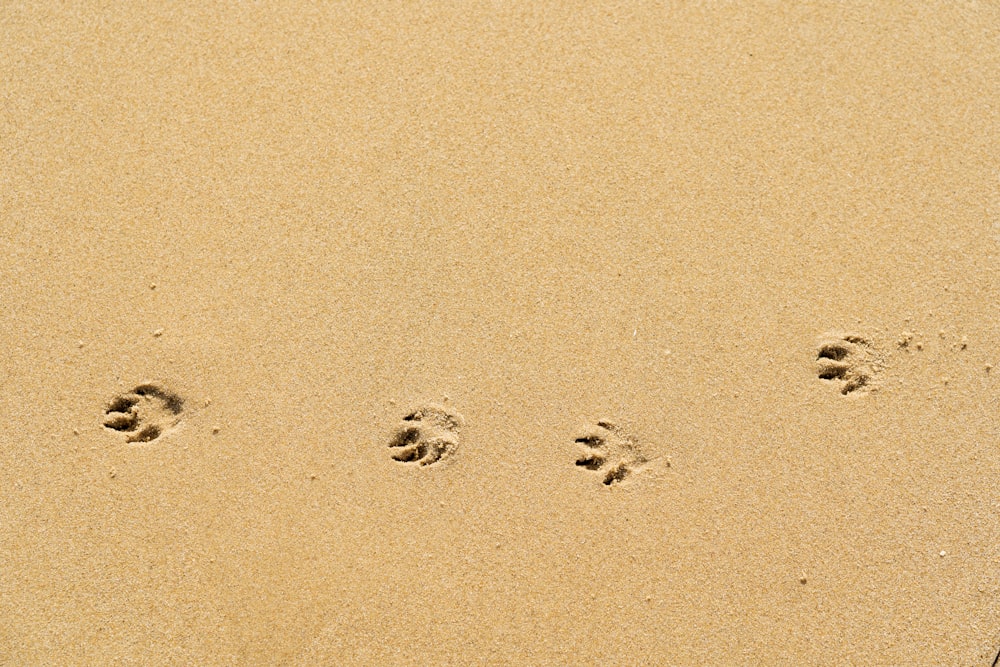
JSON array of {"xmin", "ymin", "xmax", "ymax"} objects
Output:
[
  {"xmin": 575, "ymin": 420, "xmax": 648, "ymax": 486},
  {"xmin": 103, "ymin": 383, "xmax": 184, "ymax": 443},
  {"xmin": 388, "ymin": 404, "xmax": 463, "ymax": 466},
  {"xmin": 816, "ymin": 333, "xmax": 882, "ymax": 395}
]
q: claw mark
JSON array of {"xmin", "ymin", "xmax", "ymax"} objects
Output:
[
  {"xmin": 388, "ymin": 404, "xmax": 463, "ymax": 467},
  {"xmin": 107, "ymin": 395, "xmax": 139, "ymax": 413},
  {"xmin": 602, "ymin": 463, "xmax": 629, "ymax": 486},
  {"xmin": 817, "ymin": 343, "xmax": 850, "ymax": 362},
  {"xmin": 574, "ymin": 434, "xmax": 604, "ymax": 449},
  {"xmin": 575, "ymin": 454, "xmax": 605, "ymax": 471},
  {"xmin": 103, "ymin": 383, "xmax": 183, "ymax": 443}
]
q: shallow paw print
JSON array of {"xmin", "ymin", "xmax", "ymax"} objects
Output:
[
  {"xmin": 388, "ymin": 404, "xmax": 463, "ymax": 467},
  {"xmin": 816, "ymin": 333, "xmax": 882, "ymax": 395},
  {"xmin": 574, "ymin": 420, "xmax": 647, "ymax": 486},
  {"xmin": 103, "ymin": 383, "xmax": 184, "ymax": 443}
]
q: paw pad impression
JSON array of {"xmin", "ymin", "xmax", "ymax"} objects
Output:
[
  {"xmin": 388, "ymin": 404, "xmax": 463, "ymax": 467},
  {"xmin": 575, "ymin": 420, "xmax": 648, "ymax": 486},
  {"xmin": 816, "ymin": 333, "xmax": 883, "ymax": 395},
  {"xmin": 103, "ymin": 383, "xmax": 184, "ymax": 443}
]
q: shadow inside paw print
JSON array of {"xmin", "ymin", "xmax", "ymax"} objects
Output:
[
  {"xmin": 388, "ymin": 404, "xmax": 463, "ymax": 467},
  {"xmin": 816, "ymin": 333, "xmax": 882, "ymax": 395},
  {"xmin": 103, "ymin": 383, "xmax": 184, "ymax": 443},
  {"xmin": 575, "ymin": 420, "xmax": 648, "ymax": 486}
]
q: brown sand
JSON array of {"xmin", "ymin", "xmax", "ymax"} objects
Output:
[{"xmin": 2, "ymin": 3, "xmax": 998, "ymax": 665}]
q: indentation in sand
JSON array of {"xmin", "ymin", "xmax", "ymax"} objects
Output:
[
  {"xmin": 103, "ymin": 383, "xmax": 184, "ymax": 443},
  {"xmin": 816, "ymin": 333, "xmax": 884, "ymax": 396},
  {"xmin": 574, "ymin": 420, "xmax": 649, "ymax": 486},
  {"xmin": 388, "ymin": 403, "xmax": 463, "ymax": 466}
]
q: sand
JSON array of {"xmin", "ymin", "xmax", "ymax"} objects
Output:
[{"xmin": 1, "ymin": 3, "xmax": 998, "ymax": 665}]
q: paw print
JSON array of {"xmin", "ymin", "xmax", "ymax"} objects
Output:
[
  {"xmin": 816, "ymin": 333, "xmax": 882, "ymax": 395},
  {"xmin": 388, "ymin": 404, "xmax": 463, "ymax": 466},
  {"xmin": 103, "ymin": 383, "xmax": 184, "ymax": 443},
  {"xmin": 574, "ymin": 420, "xmax": 647, "ymax": 486}
]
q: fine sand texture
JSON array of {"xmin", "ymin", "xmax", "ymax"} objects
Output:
[{"xmin": 2, "ymin": 3, "xmax": 998, "ymax": 665}]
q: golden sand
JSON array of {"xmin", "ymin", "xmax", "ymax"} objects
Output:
[{"xmin": 2, "ymin": 3, "xmax": 998, "ymax": 664}]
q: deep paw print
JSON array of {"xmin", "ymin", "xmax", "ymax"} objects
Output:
[
  {"xmin": 388, "ymin": 404, "xmax": 463, "ymax": 466},
  {"xmin": 574, "ymin": 420, "xmax": 648, "ymax": 486},
  {"xmin": 103, "ymin": 383, "xmax": 184, "ymax": 443},
  {"xmin": 816, "ymin": 333, "xmax": 883, "ymax": 395}
]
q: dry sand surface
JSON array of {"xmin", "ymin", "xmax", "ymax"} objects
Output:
[{"xmin": 2, "ymin": 3, "xmax": 998, "ymax": 665}]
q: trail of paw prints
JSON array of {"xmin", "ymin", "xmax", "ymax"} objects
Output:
[
  {"xmin": 388, "ymin": 404, "xmax": 463, "ymax": 467},
  {"xmin": 816, "ymin": 333, "xmax": 883, "ymax": 395},
  {"xmin": 103, "ymin": 383, "xmax": 184, "ymax": 443},
  {"xmin": 574, "ymin": 420, "xmax": 648, "ymax": 486}
]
